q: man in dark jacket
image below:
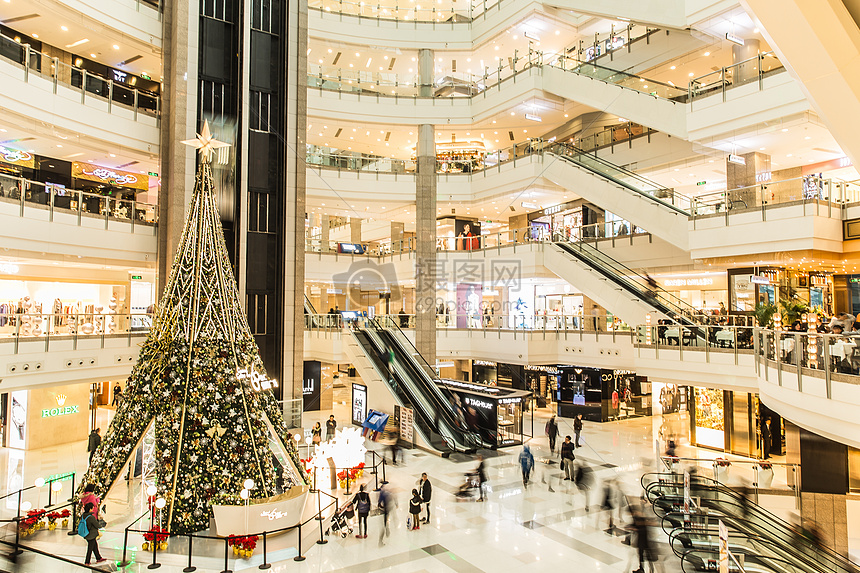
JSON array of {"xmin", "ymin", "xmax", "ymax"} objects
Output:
[
  {"xmin": 546, "ymin": 415, "xmax": 559, "ymax": 453},
  {"xmin": 420, "ymin": 473, "xmax": 432, "ymax": 523},
  {"xmin": 574, "ymin": 414, "xmax": 583, "ymax": 448},
  {"xmin": 325, "ymin": 415, "xmax": 337, "ymax": 441},
  {"xmin": 87, "ymin": 428, "xmax": 101, "ymax": 464},
  {"xmin": 81, "ymin": 502, "xmax": 106, "ymax": 565},
  {"xmin": 476, "ymin": 455, "xmax": 487, "ymax": 502},
  {"xmin": 560, "ymin": 435, "xmax": 576, "ymax": 480},
  {"xmin": 762, "ymin": 417, "xmax": 772, "ymax": 459}
]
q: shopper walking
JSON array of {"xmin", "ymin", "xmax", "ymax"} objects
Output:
[
  {"xmin": 377, "ymin": 483, "xmax": 395, "ymax": 546},
  {"xmin": 409, "ymin": 489, "xmax": 423, "ymax": 530},
  {"xmin": 80, "ymin": 484, "xmax": 101, "ymax": 521},
  {"xmin": 519, "ymin": 445, "xmax": 535, "ymax": 486},
  {"xmin": 419, "ymin": 473, "xmax": 432, "ymax": 523},
  {"xmin": 111, "ymin": 384, "xmax": 122, "ymax": 407},
  {"xmin": 560, "ymin": 436, "xmax": 576, "ymax": 480},
  {"xmin": 312, "ymin": 422, "xmax": 322, "ymax": 446},
  {"xmin": 79, "ymin": 502, "xmax": 106, "ymax": 565},
  {"xmin": 631, "ymin": 508, "xmax": 655, "ymax": 573},
  {"xmin": 351, "ymin": 484, "xmax": 372, "ymax": 538},
  {"xmin": 546, "ymin": 415, "xmax": 559, "ymax": 453},
  {"xmin": 574, "ymin": 414, "xmax": 583, "ymax": 448},
  {"xmin": 87, "ymin": 428, "xmax": 101, "ymax": 465},
  {"xmin": 476, "ymin": 455, "xmax": 488, "ymax": 502},
  {"xmin": 326, "ymin": 415, "xmax": 337, "ymax": 441},
  {"xmin": 762, "ymin": 417, "xmax": 772, "ymax": 460}
]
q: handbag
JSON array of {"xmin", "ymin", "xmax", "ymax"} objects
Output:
[{"xmin": 559, "ymin": 460, "xmax": 565, "ymax": 471}]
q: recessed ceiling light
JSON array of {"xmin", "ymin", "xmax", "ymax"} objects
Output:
[
  {"xmin": 704, "ymin": 52, "xmax": 710, "ymax": 56},
  {"xmin": 32, "ymin": 33, "xmax": 38, "ymax": 39},
  {"xmin": 754, "ymin": 28, "xmax": 760, "ymax": 33},
  {"xmin": 90, "ymin": 53, "xmax": 97, "ymax": 58},
  {"xmin": 781, "ymin": 128, "xmax": 788, "ymax": 132},
  {"xmin": 670, "ymin": 65, "xmax": 676, "ymax": 70},
  {"xmin": 804, "ymin": 136, "xmax": 811, "ymax": 140},
  {"xmin": 113, "ymin": 44, "xmax": 119, "ymax": 50},
  {"xmin": 60, "ymin": 25, "xmax": 68, "ymax": 31},
  {"xmin": 760, "ymin": 147, "xmax": 765, "ymax": 150},
  {"xmin": 688, "ymin": 72, "xmax": 694, "ymax": 77},
  {"xmin": 56, "ymin": 144, "xmax": 63, "ymax": 148}
]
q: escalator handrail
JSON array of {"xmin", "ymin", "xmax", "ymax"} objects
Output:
[
  {"xmin": 372, "ymin": 318, "xmax": 490, "ymax": 449},
  {"xmin": 352, "ymin": 329, "xmax": 450, "ymax": 451},
  {"xmin": 380, "ymin": 327, "xmax": 485, "ymax": 451},
  {"xmin": 553, "ymin": 237, "xmax": 702, "ymax": 325},
  {"xmin": 643, "ymin": 473, "xmax": 859, "ymax": 572},
  {"xmin": 364, "ymin": 324, "xmax": 483, "ymax": 451},
  {"xmin": 544, "ymin": 141, "xmax": 691, "ymax": 216}
]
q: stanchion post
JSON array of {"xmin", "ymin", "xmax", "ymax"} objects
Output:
[
  {"xmin": 68, "ymin": 499, "xmax": 79, "ymax": 536},
  {"xmin": 259, "ymin": 531, "xmax": 270, "ymax": 570},
  {"xmin": 317, "ymin": 497, "xmax": 327, "ymax": 545},
  {"xmin": 373, "ymin": 458, "xmax": 380, "ymax": 491},
  {"xmin": 345, "ymin": 471, "xmax": 350, "ymax": 495},
  {"xmin": 69, "ymin": 472, "xmax": 76, "ymax": 502},
  {"xmin": 183, "ymin": 534, "xmax": 196, "ymax": 572},
  {"xmin": 119, "ymin": 528, "xmax": 130, "ymax": 567},
  {"xmin": 12, "ymin": 489, "xmax": 21, "ymax": 556},
  {"xmin": 294, "ymin": 523, "xmax": 306, "ymax": 561},
  {"xmin": 381, "ymin": 459, "xmax": 388, "ymax": 485},
  {"xmin": 220, "ymin": 537, "xmax": 231, "ymax": 573},
  {"xmin": 371, "ymin": 451, "xmax": 378, "ymax": 475},
  {"xmin": 148, "ymin": 532, "xmax": 161, "ymax": 569}
]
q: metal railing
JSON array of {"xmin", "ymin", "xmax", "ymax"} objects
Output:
[
  {"xmin": 0, "ymin": 173, "xmax": 158, "ymax": 229},
  {"xmin": 660, "ymin": 456, "xmax": 799, "ymax": 500},
  {"xmin": 755, "ymin": 328, "xmax": 860, "ymax": 399},
  {"xmin": 0, "ymin": 34, "xmax": 160, "ymax": 120},
  {"xmin": 689, "ymin": 51, "xmax": 784, "ymax": 104},
  {"xmin": 0, "ymin": 312, "xmax": 152, "ymax": 354},
  {"xmin": 308, "ymin": 0, "xmax": 505, "ymax": 23}
]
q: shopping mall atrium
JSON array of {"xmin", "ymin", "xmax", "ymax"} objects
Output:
[{"xmin": 1, "ymin": 0, "xmax": 860, "ymax": 570}]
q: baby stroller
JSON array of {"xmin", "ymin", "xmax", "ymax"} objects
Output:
[
  {"xmin": 326, "ymin": 503, "xmax": 355, "ymax": 538},
  {"xmin": 454, "ymin": 472, "xmax": 480, "ymax": 500}
]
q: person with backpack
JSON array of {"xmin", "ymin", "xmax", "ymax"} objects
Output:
[
  {"xmin": 80, "ymin": 484, "xmax": 101, "ymax": 521},
  {"xmin": 546, "ymin": 415, "xmax": 558, "ymax": 453},
  {"xmin": 351, "ymin": 484, "xmax": 372, "ymax": 538},
  {"xmin": 79, "ymin": 502, "xmax": 106, "ymax": 565},
  {"xmin": 408, "ymin": 489, "xmax": 423, "ymax": 530},
  {"xmin": 519, "ymin": 445, "xmax": 535, "ymax": 486}
]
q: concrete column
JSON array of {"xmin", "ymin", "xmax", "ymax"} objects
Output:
[
  {"xmin": 320, "ymin": 215, "xmax": 330, "ymax": 252},
  {"xmin": 726, "ymin": 151, "xmax": 771, "ymax": 207},
  {"xmin": 416, "ymin": 124, "xmax": 436, "ymax": 362},
  {"xmin": 350, "ymin": 217, "xmax": 362, "ymax": 243},
  {"xmin": 281, "ymin": 0, "xmax": 309, "ymax": 424},
  {"xmin": 157, "ymin": 0, "xmax": 199, "ymax": 294},
  {"xmin": 791, "ymin": 424, "xmax": 850, "ymax": 556},
  {"xmin": 418, "ymin": 49, "xmax": 435, "ymax": 98},
  {"xmin": 391, "ymin": 221, "xmax": 405, "ymax": 252},
  {"xmin": 732, "ymin": 39, "xmax": 761, "ymax": 84}
]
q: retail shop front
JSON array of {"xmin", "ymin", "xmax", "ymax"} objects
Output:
[
  {"xmin": 729, "ymin": 268, "xmax": 833, "ymax": 317},
  {"xmin": 556, "ymin": 366, "xmax": 651, "ymax": 422},
  {"xmin": 691, "ymin": 387, "xmax": 784, "ymax": 458},
  {"xmin": 441, "ymin": 379, "xmax": 531, "ymax": 448},
  {"xmin": 4, "ymin": 383, "xmax": 90, "ymax": 450}
]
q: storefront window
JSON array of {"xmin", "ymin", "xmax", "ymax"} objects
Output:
[{"xmin": 695, "ymin": 388, "xmax": 725, "ymax": 450}]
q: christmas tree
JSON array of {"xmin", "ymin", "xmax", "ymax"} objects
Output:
[{"xmin": 78, "ymin": 123, "xmax": 307, "ymax": 534}]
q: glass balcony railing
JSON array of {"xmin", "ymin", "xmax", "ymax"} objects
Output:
[
  {"xmin": 0, "ymin": 173, "xmax": 158, "ymax": 228},
  {"xmin": 308, "ymin": 0, "xmax": 504, "ymax": 23},
  {"xmin": 0, "ymin": 312, "xmax": 154, "ymax": 341},
  {"xmin": 689, "ymin": 51, "xmax": 785, "ymax": 103},
  {"xmin": 0, "ymin": 34, "xmax": 160, "ymax": 120}
]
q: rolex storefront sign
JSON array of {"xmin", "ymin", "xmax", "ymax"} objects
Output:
[{"xmin": 8, "ymin": 384, "xmax": 89, "ymax": 450}]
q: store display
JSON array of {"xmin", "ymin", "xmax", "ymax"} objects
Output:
[{"xmin": 77, "ymin": 128, "xmax": 307, "ymax": 534}]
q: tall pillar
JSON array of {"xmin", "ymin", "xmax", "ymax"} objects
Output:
[
  {"xmin": 350, "ymin": 217, "xmax": 362, "ymax": 243},
  {"xmin": 320, "ymin": 215, "xmax": 330, "ymax": 252},
  {"xmin": 418, "ymin": 49, "xmax": 435, "ymax": 97},
  {"xmin": 732, "ymin": 39, "xmax": 761, "ymax": 84},
  {"xmin": 416, "ymin": 124, "xmax": 436, "ymax": 362},
  {"xmin": 726, "ymin": 151, "xmax": 771, "ymax": 207},
  {"xmin": 281, "ymin": 0, "xmax": 309, "ymax": 425},
  {"xmin": 790, "ymin": 423, "xmax": 849, "ymax": 556},
  {"xmin": 157, "ymin": 0, "xmax": 199, "ymax": 293}
]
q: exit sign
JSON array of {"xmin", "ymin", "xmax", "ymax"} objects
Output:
[
  {"xmin": 148, "ymin": 172, "xmax": 158, "ymax": 177},
  {"xmin": 131, "ymin": 275, "xmax": 142, "ymax": 280},
  {"xmin": 697, "ymin": 181, "xmax": 707, "ymax": 186}
]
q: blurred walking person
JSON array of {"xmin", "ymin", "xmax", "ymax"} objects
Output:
[
  {"xmin": 377, "ymin": 483, "xmax": 395, "ymax": 546},
  {"xmin": 560, "ymin": 436, "xmax": 576, "ymax": 480},
  {"xmin": 519, "ymin": 445, "xmax": 535, "ymax": 486},
  {"xmin": 546, "ymin": 415, "xmax": 559, "ymax": 453}
]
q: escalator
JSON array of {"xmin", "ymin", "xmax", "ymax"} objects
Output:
[
  {"xmin": 548, "ymin": 234, "xmax": 703, "ymax": 327},
  {"xmin": 541, "ymin": 140, "xmax": 694, "ymax": 250},
  {"xmin": 642, "ymin": 472, "xmax": 859, "ymax": 573},
  {"xmin": 351, "ymin": 318, "xmax": 489, "ymax": 453}
]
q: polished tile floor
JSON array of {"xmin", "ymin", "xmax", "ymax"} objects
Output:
[{"xmin": 0, "ymin": 391, "xmax": 853, "ymax": 572}]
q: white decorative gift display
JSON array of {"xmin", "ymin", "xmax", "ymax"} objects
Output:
[{"xmin": 304, "ymin": 427, "xmax": 367, "ymax": 489}]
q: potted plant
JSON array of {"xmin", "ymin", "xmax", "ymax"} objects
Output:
[
  {"xmin": 713, "ymin": 458, "xmax": 731, "ymax": 483},
  {"xmin": 59, "ymin": 508, "xmax": 71, "ymax": 528},
  {"xmin": 46, "ymin": 511, "xmax": 59, "ymax": 531},
  {"xmin": 753, "ymin": 303, "xmax": 778, "ymax": 328},
  {"xmin": 142, "ymin": 526, "xmax": 169, "ymax": 551},
  {"xmin": 756, "ymin": 460, "xmax": 774, "ymax": 488}
]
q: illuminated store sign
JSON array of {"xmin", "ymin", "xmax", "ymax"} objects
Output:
[
  {"xmin": 664, "ymin": 278, "xmax": 714, "ymax": 287},
  {"xmin": 72, "ymin": 162, "xmax": 149, "ymax": 191},
  {"xmin": 728, "ymin": 154, "xmax": 746, "ymax": 165},
  {"xmin": 0, "ymin": 145, "xmax": 34, "ymax": 168},
  {"xmin": 465, "ymin": 396, "xmax": 493, "ymax": 410},
  {"xmin": 750, "ymin": 276, "xmax": 770, "ymax": 285},
  {"xmin": 42, "ymin": 394, "xmax": 79, "ymax": 418}
]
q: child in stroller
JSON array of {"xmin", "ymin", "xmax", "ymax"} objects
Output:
[
  {"xmin": 454, "ymin": 471, "xmax": 480, "ymax": 500},
  {"xmin": 326, "ymin": 502, "xmax": 355, "ymax": 538}
]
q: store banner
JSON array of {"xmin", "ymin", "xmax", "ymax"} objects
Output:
[
  {"xmin": 302, "ymin": 360, "xmax": 321, "ymax": 412},
  {"xmin": 0, "ymin": 145, "xmax": 34, "ymax": 168},
  {"xmin": 351, "ymin": 383, "xmax": 367, "ymax": 426},
  {"xmin": 72, "ymin": 162, "xmax": 149, "ymax": 191},
  {"xmin": 400, "ymin": 407, "xmax": 413, "ymax": 443}
]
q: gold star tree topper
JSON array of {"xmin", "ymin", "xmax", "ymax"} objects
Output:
[{"xmin": 182, "ymin": 120, "xmax": 231, "ymax": 163}]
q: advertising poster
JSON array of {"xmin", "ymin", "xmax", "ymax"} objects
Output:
[
  {"xmin": 454, "ymin": 220, "xmax": 481, "ymax": 250},
  {"xmin": 351, "ymin": 383, "xmax": 367, "ymax": 426},
  {"xmin": 8, "ymin": 391, "xmax": 27, "ymax": 450},
  {"xmin": 456, "ymin": 283, "xmax": 482, "ymax": 329},
  {"xmin": 302, "ymin": 360, "xmax": 321, "ymax": 412},
  {"xmin": 400, "ymin": 407, "xmax": 414, "ymax": 443}
]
